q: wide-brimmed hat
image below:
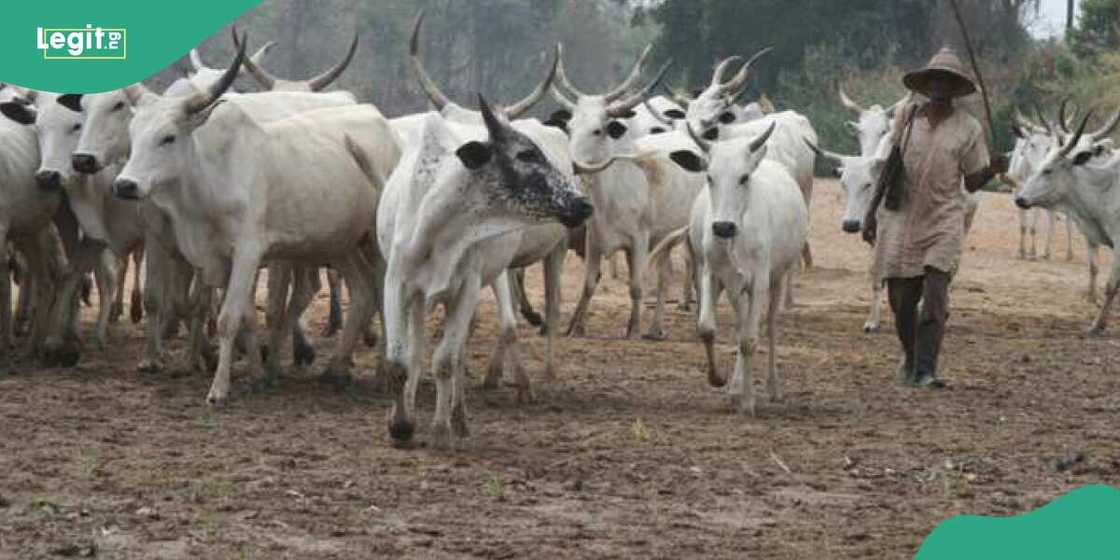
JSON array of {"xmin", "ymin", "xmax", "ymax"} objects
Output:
[{"xmin": 903, "ymin": 46, "xmax": 977, "ymax": 98}]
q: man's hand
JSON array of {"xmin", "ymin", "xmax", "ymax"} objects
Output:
[
  {"xmin": 861, "ymin": 214, "xmax": 877, "ymax": 246},
  {"xmin": 989, "ymin": 154, "xmax": 1009, "ymax": 176}
]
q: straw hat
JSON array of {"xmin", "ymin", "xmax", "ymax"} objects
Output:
[{"xmin": 902, "ymin": 46, "xmax": 977, "ymax": 98}]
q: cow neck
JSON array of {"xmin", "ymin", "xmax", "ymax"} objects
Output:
[{"xmin": 1065, "ymin": 157, "xmax": 1120, "ymax": 248}]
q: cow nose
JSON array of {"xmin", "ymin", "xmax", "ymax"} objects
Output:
[
  {"xmin": 72, "ymin": 153, "xmax": 98, "ymax": 174},
  {"xmin": 842, "ymin": 219, "xmax": 862, "ymax": 234},
  {"xmin": 1014, "ymin": 197, "xmax": 1031, "ymax": 210},
  {"xmin": 561, "ymin": 197, "xmax": 594, "ymax": 228},
  {"xmin": 112, "ymin": 179, "xmax": 140, "ymax": 200},
  {"xmin": 712, "ymin": 221, "xmax": 737, "ymax": 239},
  {"xmin": 35, "ymin": 170, "xmax": 62, "ymax": 190}
]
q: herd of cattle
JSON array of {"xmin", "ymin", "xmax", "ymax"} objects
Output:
[{"xmin": 1, "ymin": 17, "xmax": 1118, "ymax": 449}]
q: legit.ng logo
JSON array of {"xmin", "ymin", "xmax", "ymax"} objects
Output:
[{"xmin": 36, "ymin": 25, "xmax": 127, "ymax": 60}]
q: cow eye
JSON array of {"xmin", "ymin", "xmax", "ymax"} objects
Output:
[
  {"xmin": 516, "ymin": 150, "xmax": 540, "ymax": 163},
  {"xmin": 160, "ymin": 134, "xmax": 176, "ymax": 146},
  {"xmin": 1041, "ymin": 168, "xmax": 1051, "ymax": 175},
  {"xmin": 739, "ymin": 174, "xmax": 749, "ymax": 185},
  {"xmin": 718, "ymin": 112, "xmax": 736, "ymax": 124},
  {"xmin": 592, "ymin": 129, "xmax": 602, "ymax": 136},
  {"xmin": 113, "ymin": 101, "xmax": 125, "ymax": 111},
  {"xmin": 71, "ymin": 123, "xmax": 82, "ymax": 133}
]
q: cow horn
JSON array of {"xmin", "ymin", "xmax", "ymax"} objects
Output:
[
  {"xmin": 307, "ymin": 32, "xmax": 359, "ymax": 91},
  {"xmin": 604, "ymin": 44, "xmax": 653, "ymax": 103},
  {"xmin": 188, "ymin": 48, "xmax": 206, "ymax": 72},
  {"xmin": 803, "ymin": 138, "xmax": 849, "ymax": 165},
  {"xmin": 554, "ymin": 44, "xmax": 588, "ymax": 100},
  {"xmin": 185, "ymin": 33, "xmax": 246, "ymax": 115},
  {"xmin": 606, "ymin": 59, "xmax": 672, "ymax": 118},
  {"xmin": 718, "ymin": 46, "xmax": 771, "ymax": 96},
  {"xmin": 661, "ymin": 83, "xmax": 693, "ymax": 107},
  {"xmin": 1032, "ymin": 102, "xmax": 1054, "ymax": 136},
  {"xmin": 749, "ymin": 121, "xmax": 777, "ymax": 153},
  {"xmin": 231, "ymin": 27, "xmax": 277, "ymax": 90},
  {"xmin": 839, "ymin": 87, "xmax": 865, "ymax": 114},
  {"xmin": 1057, "ymin": 97, "xmax": 1073, "ymax": 134},
  {"xmin": 1059, "ymin": 109, "xmax": 1093, "ymax": 158},
  {"xmin": 685, "ymin": 121, "xmax": 711, "ymax": 153},
  {"xmin": 573, "ymin": 150, "xmax": 655, "ymax": 175},
  {"xmin": 1090, "ymin": 109, "xmax": 1120, "ymax": 142},
  {"xmin": 709, "ymin": 56, "xmax": 743, "ymax": 88},
  {"xmin": 506, "ymin": 46, "xmax": 559, "ymax": 119},
  {"xmin": 550, "ymin": 85, "xmax": 576, "ymax": 112},
  {"xmin": 759, "ymin": 93, "xmax": 775, "ymax": 114},
  {"xmin": 409, "ymin": 12, "xmax": 450, "ymax": 111},
  {"xmin": 478, "ymin": 94, "xmax": 506, "ymax": 141}
]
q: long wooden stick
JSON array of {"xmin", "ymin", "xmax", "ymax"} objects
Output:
[{"xmin": 948, "ymin": 0, "xmax": 996, "ymax": 147}]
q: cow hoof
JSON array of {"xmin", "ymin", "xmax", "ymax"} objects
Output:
[
  {"xmin": 247, "ymin": 374, "xmax": 280, "ymax": 393},
  {"xmin": 642, "ymin": 328, "xmax": 667, "ymax": 341},
  {"xmin": 538, "ymin": 323, "xmax": 549, "ymax": 337},
  {"xmin": 522, "ymin": 310, "xmax": 544, "ymax": 327},
  {"xmin": 429, "ymin": 424, "xmax": 454, "ymax": 451},
  {"xmin": 388, "ymin": 419, "xmax": 416, "ymax": 447},
  {"xmin": 206, "ymin": 394, "xmax": 227, "ymax": 407},
  {"xmin": 1088, "ymin": 326, "xmax": 1107, "ymax": 337},
  {"xmin": 481, "ymin": 372, "xmax": 501, "ymax": 391},
  {"xmin": 293, "ymin": 341, "xmax": 316, "ymax": 367},
  {"xmin": 318, "ymin": 369, "xmax": 353, "ymax": 391},
  {"xmin": 862, "ymin": 322, "xmax": 880, "ymax": 334},
  {"xmin": 730, "ymin": 395, "xmax": 757, "ymax": 417},
  {"xmin": 565, "ymin": 324, "xmax": 585, "ymax": 338},
  {"xmin": 44, "ymin": 336, "xmax": 81, "ymax": 368},
  {"xmin": 137, "ymin": 359, "xmax": 164, "ymax": 374}
]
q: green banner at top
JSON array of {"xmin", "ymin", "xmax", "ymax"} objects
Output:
[{"xmin": 1, "ymin": 1, "xmax": 262, "ymax": 93}]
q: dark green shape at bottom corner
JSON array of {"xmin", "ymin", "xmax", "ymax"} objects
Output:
[{"xmin": 916, "ymin": 485, "xmax": 1120, "ymax": 559}]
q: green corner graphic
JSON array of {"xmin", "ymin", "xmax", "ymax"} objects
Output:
[
  {"xmin": 916, "ymin": 485, "xmax": 1120, "ymax": 559},
  {"xmin": 2, "ymin": 2, "xmax": 263, "ymax": 93}
]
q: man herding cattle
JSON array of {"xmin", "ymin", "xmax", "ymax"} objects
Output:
[{"xmin": 862, "ymin": 47, "xmax": 1008, "ymax": 389}]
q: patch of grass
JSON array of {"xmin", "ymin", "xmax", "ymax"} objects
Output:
[
  {"xmin": 631, "ymin": 418, "xmax": 652, "ymax": 443},
  {"xmin": 30, "ymin": 496, "xmax": 63, "ymax": 517},
  {"xmin": 77, "ymin": 447, "xmax": 102, "ymax": 478},
  {"xmin": 483, "ymin": 471, "xmax": 506, "ymax": 501},
  {"xmin": 195, "ymin": 411, "xmax": 217, "ymax": 433}
]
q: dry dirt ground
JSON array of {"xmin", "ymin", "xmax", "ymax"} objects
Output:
[{"xmin": 2, "ymin": 180, "xmax": 1119, "ymax": 559}]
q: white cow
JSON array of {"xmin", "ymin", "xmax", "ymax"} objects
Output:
[
  {"xmin": 378, "ymin": 101, "xmax": 593, "ymax": 450},
  {"xmin": 837, "ymin": 87, "xmax": 904, "ymax": 157},
  {"xmin": 113, "ymin": 44, "xmax": 399, "ymax": 404},
  {"xmin": 552, "ymin": 44, "xmax": 691, "ymax": 340},
  {"xmin": 1015, "ymin": 110, "xmax": 1120, "ymax": 334},
  {"xmin": 1009, "ymin": 111, "xmax": 1077, "ymax": 262},
  {"xmin": 657, "ymin": 122, "xmax": 808, "ymax": 415}
]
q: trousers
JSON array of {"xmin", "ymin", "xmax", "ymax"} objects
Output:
[{"xmin": 886, "ymin": 266, "xmax": 951, "ymax": 377}]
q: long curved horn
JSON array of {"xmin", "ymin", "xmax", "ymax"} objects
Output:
[
  {"xmin": 604, "ymin": 44, "xmax": 653, "ymax": 103},
  {"xmin": 573, "ymin": 150, "xmax": 653, "ymax": 175},
  {"xmin": 189, "ymin": 49, "xmax": 205, "ymax": 71},
  {"xmin": 718, "ymin": 46, "xmax": 772, "ymax": 96},
  {"xmin": 839, "ymin": 87, "xmax": 865, "ymax": 114},
  {"xmin": 749, "ymin": 121, "xmax": 777, "ymax": 152},
  {"xmin": 185, "ymin": 33, "xmax": 247, "ymax": 115},
  {"xmin": 709, "ymin": 56, "xmax": 743, "ymax": 88},
  {"xmin": 231, "ymin": 28, "xmax": 277, "ymax": 89},
  {"xmin": 1015, "ymin": 107, "xmax": 1045, "ymax": 134},
  {"xmin": 684, "ymin": 121, "xmax": 711, "ymax": 153},
  {"xmin": 1057, "ymin": 97, "xmax": 1073, "ymax": 134},
  {"xmin": 554, "ymin": 44, "xmax": 588, "ymax": 100},
  {"xmin": 550, "ymin": 85, "xmax": 576, "ymax": 112},
  {"xmin": 1060, "ymin": 110, "xmax": 1093, "ymax": 158},
  {"xmin": 661, "ymin": 83, "xmax": 692, "ymax": 106},
  {"xmin": 478, "ymin": 94, "xmax": 507, "ymax": 142},
  {"xmin": 1090, "ymin": 109, "xmax": 1120, "ymax": 142},
  {"xmin": 409, "ymin": 11, "xmax": 450, "ymax": 111},
  {"xmin": 506, "ymin": 46, "xmax": 559, "ymax": 119},
  {"xmin": 1032, "ymin": 102, "xmax": 1054, "ymax": 136},
  {"xmin": 758, "ymin": 93, "xmax": 775, "ymax": 114},
  {"xmin": 803, "ymin": 138, "xmax": 850, "ymax": 165},
  {"xmin": 607, "ymin": 59, "xmax": 672, "ymax": 118},
  {"xmin": 642, "ymin": 98, "xmax": 673, "ymax": 125},
  {"xmin": 307, "ymin": 32, "xmax": 359, "ymax": 91}
]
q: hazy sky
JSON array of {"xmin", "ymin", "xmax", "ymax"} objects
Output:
[{"xmin": 1031, "ymin": 0, "xmax": 1077, "ymax": 38}]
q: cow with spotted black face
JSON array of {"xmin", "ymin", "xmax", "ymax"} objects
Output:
[
  {"xmin": 1016, "ymin": 110, "xmax": 1120, "ymax": 336},
  {"xmin": 378, "ymin": 99, "xmax": 592, "ymax": 450}
]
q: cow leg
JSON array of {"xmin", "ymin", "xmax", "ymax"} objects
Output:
[
  {"xmin": 187, "ymin": 281, "xmax": 216, "ymax": 374},
  {"xmin": 644, "ymin": 250, "xmax": 671, "ymax": 340},
  {"xmin": 129, "ymin": 244, "xmax": 144, "ymax": 324},
  {"xmin": 679, "ymin": 251, "xmax": 693, "ymax": 312},
  {"xmin": 865, "ymin": 278, "xmax": 884, "ymax": 333},
  {"xmin": 566, "ymin": 240, "xmax": 603, "ymax": 338},
  {"xmin": 731, "ymin": 275, "xmax": 766, "ymax": 416},
  {"xmin": 207, "ymin": 248, "xmax": 262, "ymax": 405},
  {"xmin": 1065, "ymin": 214, "xmax": 1075, "ymax": 262},
  {"xmin": 608, "ymin": 253, "xmax": 622, "ymax": 280},
  {"xmin": 14, "ymin": 251, "xmax": 33, "ymax": 336},
  {"xmin": 320, "ymin": 267, "xmax": 343, "ymax": 337},
  {"xmin": 697, "ymin": 264, "xmax": 723, "ymax": 388},
  {"xmin": 782, "ymin": 263, "xmax": 797, "ymax": 310},
  {"xmin": 1017, "ymin": 208, "xmax": 1027, "ymax": 260},
  {"xmin": 1088, "ymin": 242, "xmax": 1100, "ymax": 304},
  {"xmin": 484, "ymin": 271, "xmax": 530, "ymax": 402},
  {"xmin": 625, "ymin": 235, "xmax": 650, "ymax": 340},
  {"xmin": 91, "ymin": 249, "xmax": 119, "ymax": 349},
  {"xmin": 431, "ymin": 277, "xmax": 480, "ymax": 450},
  {"xmin": 291, "ymin": 268, "xmax": 317, "ymax": 367},
  {"xmin": 0, "ymin": 230, "xmax": 11, "ymax": 353},
  {"xmin": 109, "ymin": 253, "xmax": 126, "ymax": 323},
  {"xmin": 1028, "ymin": 208, "xmax": 1038, "ymax": 259},
  {"xmin": 264, "ymin": 262, "xmax": 292, "ymax": 381},
  {"xmin": 45, "ymin": 238, "xmax": 107, "ymax": 367},
  {"xmin": 138, "ymin": 239, "xmax": 169, "ymax": 373},
  {"xmin": 513, "ymin": 267, "xmax": 543, "ymax": 328},
  {"xmin": 1042, "ymin": 209, "xmax": 1055, "ymax": 260},
  {"xmin": 324, "ymin": 250, "xmax": 377, "ymax": 383},
  {"xmin": 541, "ymin": 245, "xmax": 564, "ymax": 384},
  {"xmin": 766, "ymin": 273, "xmax": 785, "ymax": 404},
  {"xmin": 1088, "ymin": 254, "xmax": 1120, "ymax": 336}
]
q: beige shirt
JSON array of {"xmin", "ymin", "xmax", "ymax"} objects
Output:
[{"xmin": 874, "ymin": 102, "xmax": 988, "ymax": 279}]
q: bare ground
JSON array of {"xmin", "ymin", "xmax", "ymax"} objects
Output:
[{"xmin": 2, "ymin": 181, "xmax": 1119, "ymax": 559}]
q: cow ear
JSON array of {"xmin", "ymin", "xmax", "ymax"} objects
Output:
[
  {"xmin": 669, "ymin": 150, "xmax": 706, "ymax": 172},
  {"xmin": 456, "ymin": 141, "xmax": 492, "ymax": 170},
  {"xmin": 0, "ymin": 101, "xmax": 36, "ymax": 125},
  {"xmin": 1072, "ymin": 150, "xmax": 1093, "ymax": 166},
  {"xmin": 549, "ymin": 109, "xmax": 572, "ymax": 123},
  {"xmin": 606, "ymin": 120, "xmax": 628, "ymax": 139},
  {"xmin": 182, "ymin": 99, "xmax": 225, "ymax": 132},
  {"xmin": 57, "ymin": 94, "xmax": 84, "ymax": 113},
  {"xmin": 664, "ymin": 109, "xmax": 686, "ymax": 120}
]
